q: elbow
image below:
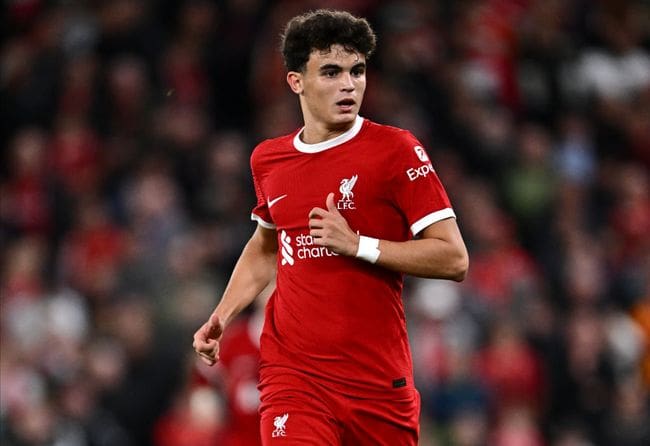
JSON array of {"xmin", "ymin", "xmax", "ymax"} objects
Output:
[
  {"xmin": 449, "ymin": 250, "xmax": 469, "ymax": 282},
  {"xmin": 420, "ymin": 249, "xmax": 469, "ymax": 281}
]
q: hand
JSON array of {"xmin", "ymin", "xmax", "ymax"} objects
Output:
[
  {"xmin": 192, "ymin": 313, "xmax": 224, "ymax": 366},
  {"xmin": 308, "ymin": 193, "xmax": 359, "ymax": 257}
]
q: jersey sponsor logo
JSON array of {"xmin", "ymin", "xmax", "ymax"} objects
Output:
[
  {"xmin": 272, "ymin": 413, "xmax": 289, "ymax": 437},
  {"xmin": 268, "ymin": 194, "xmax": 287, "ymax": 208},
  {"xmin": 279, "ymin": 231, "xmax": 339, "ymax": 266},
  {"xmin": 295, "ymin": 234, "xmax": 339, "ymax": 259},
  {"xmin": 280, "ymin": 230, "xmax": 294, "ymax": 265},
  {"xmin": 406, "ymin": 163, "xmax": 435, "ymax": 181},
  {"xmin": 414, "ymin": 145, "xmax": 430, "ymax": 162},
  {"xmin": 338, "ymin": 174, "xmax": 358, "ymax": 210}
]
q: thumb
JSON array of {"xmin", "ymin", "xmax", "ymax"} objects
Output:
[
  {"xmin": 326, "ymin": 192, "xmax": 339, "ymax": 214},
  {"xmin": 207, "ymin": 314, "xmax": 224, "ymax": 339}
]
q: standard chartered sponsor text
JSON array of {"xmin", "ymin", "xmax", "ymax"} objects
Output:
[{"xmin": 295, "ymin": 233, "xmax": 339, "ymax": 259}]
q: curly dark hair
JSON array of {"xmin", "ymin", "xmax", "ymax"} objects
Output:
[{"xmin": 281, "ymin": 9, "xmax": 377, "ymax": 72}]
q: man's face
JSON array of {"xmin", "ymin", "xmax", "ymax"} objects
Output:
[{"xmin": 292, "ymin": 44, "xmax": 367, "ymax": 129}]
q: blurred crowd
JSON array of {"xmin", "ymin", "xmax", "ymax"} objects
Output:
[{"xmin": 1, "ymin": 0, "xmax": 649, "ymax": 445}]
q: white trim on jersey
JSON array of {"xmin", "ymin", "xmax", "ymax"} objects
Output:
[
  {"xmin": 293, "ymin": 115, "xmax": 364, "ymax": 153},
  {"xmin": 410, "ymin": 208, "xmax": 456, "ymax": 236},
  {"xmin": 251, "ymin": 213, "xmax": 276, "ymax": 229}
]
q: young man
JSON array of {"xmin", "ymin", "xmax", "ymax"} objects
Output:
[{"xmin": 193, "ymin": 9, "xmax": 468, "ymax": 445}]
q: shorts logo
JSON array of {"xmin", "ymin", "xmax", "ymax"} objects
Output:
[
  {"xmin": 338, "ymin": 174, "xmax": 358, "ymax": 210},
  {"xmin": 272, "ymin": 413, "xmax": 289, "ymax": 438},
  {"xmin": 280, "ymin": 230, "xmax": 294, "ymax": 266}
]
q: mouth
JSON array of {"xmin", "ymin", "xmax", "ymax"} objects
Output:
[{"xmin": 336, "ymin": 98, "xmax": 356, "ymax": 112}]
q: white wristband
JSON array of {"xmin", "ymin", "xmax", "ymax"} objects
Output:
[{"xmin": 356, "ymin": 236, "xmax": 380, "ymax": 264}]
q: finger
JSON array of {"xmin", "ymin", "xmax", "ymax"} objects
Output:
[
  {"xmin": 196, "ymin": 340, "xmax": 219, "ymax": 357},
  {"xmin": 197, "ymin": 350, "xmax": 215, "ymax": 361},
  {"xmin": 326, "ymin": 193, "xmax": 339, "ymax": 214},
  {"xmin": 194, "ymin": 326, "xmax": 214, "ymax": 346},
  {"xmin": 308, "ymin": 218, "xmax": 324, "ymax": 229},
  {"xmin": 198, "ymin": 353, "xmax": 216, "ymax": 366},
  {"xmin": 194, "ymin": 340, "xmax": 217, "ymax": 354},
  {"xmin": 312, "ymin": 236, "xmax": 325, "ymax": 246},
  {"xmin": 308, "ymin": 207, "xmax": 327, "ymax": 219},
  {"xmin": 193, "ymin": 335, "xmax": 207, "ymax": 350}
]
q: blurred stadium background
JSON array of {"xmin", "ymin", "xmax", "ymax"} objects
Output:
[{"xmin": 1, "ymin": 0, "xmax": 649, "ymax": 445}]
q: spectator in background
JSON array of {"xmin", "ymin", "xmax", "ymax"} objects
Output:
[
  {"xmin": 58, "ymin": 197, "xmax": 127, "ymax": 302},
  {"xmin": 0, "ymin": 128, "xmax": 52, "ymax": 238},
  {"xmin": 1, "ymin": 1, "xmax": 649, "ymax": 445},
  {"xmin": 502, "ymin": 123, "xmax": 557, "ymax": 253}
]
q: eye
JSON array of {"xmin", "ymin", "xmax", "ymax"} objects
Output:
[
  {"xmin": 323, "ymin": 70, "xmax": 338, "ymax": 78},
  {"xmin": 351, "ymin": 66, "xmax": 366, "ymax": 77}
]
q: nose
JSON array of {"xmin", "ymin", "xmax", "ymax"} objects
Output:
[{"xmin": 340, "ymin": 72, "xmax": 354, "ymax": 91}]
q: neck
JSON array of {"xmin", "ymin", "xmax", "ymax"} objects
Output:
[
  {"xmin": 301, "ymin": 126, "xmax": 350, "ymax": 144},
  {"xmin": 300, "ymin": 115, "xmax": 356, "ymax": 144}
]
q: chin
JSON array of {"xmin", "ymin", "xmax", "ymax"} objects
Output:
[{"xmin": 333, "ymin": 113, "xmax": 357, "ymax": 124}]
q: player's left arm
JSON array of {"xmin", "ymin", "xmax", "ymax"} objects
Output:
[
  {"xmin": 374, "ymin": 216, "xmax": 468, "ymax": 280},
  {"xmin": 309, "ymin": 193, "xmax": 468, "ymax": 280}
]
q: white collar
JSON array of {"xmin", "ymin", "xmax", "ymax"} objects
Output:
[{"xmin": 293, "ymin": 115, "xmax": 364, "ymax": 153}]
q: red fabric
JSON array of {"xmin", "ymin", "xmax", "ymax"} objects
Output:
[
  {"xmin": 218, "ymin": 318, "xmax": 262, "ymax": 446},
  {"xmin": 251, "ymin": 117, "xmax": 454, "ymax": 398},
  {"xmin": 259, "ymin": 370, "xmax": 420, "ymax": 445}
]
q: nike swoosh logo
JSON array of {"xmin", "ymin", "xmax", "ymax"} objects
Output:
[{"xmin": 267, "ymin": 194, "xmax": 288, "ymax": 208}]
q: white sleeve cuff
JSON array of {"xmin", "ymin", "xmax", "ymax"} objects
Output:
[
  {"xmin": 251, "ymin": 213, "xmax": 276, "ymax": 229},
  {"xmin": 410, "ymin": 208, "xmax": 456, "ymax": 236}
]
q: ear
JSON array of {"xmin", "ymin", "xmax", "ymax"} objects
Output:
[{"xmin": 287, "ymin": 71, "xmax": 303, "ymax": 94}]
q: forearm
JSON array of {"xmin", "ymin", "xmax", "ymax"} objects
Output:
[
  {"xmin": 355, "ymin": 218, "xmax": 468, "ymax": 280},
  {"xmin": 309, "ymin": 199, "xmax": 468, "ymax": 281},
  {"xmin": 375, "ymin": 237, "xmax": 468, "ymax": 280},
  {"xmin": 212, "ymin": 227, "xmax": 277, "ymax": 328}
]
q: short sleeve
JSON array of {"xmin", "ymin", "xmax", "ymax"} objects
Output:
[
  {"xmin": 250, "ymin": 155, "xmax": 276, "ymax": 229},
  {"xmin": 391, "ymin": 134, "xmax": 455, "ymax": 236}
]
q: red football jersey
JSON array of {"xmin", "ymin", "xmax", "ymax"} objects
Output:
[
  {"xmin": 218, "ymin": 315, "xmax": 263, "ymax": 446},
  {"xmin": 251, "ymin": 116, "xmax": 455, "ymax": 399}
]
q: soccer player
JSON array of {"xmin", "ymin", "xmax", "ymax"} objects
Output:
[{"xmin": 193, "ymin": 9, "xmax": 469, "ymax": 445}]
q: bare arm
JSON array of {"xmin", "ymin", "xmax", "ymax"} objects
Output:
[
  {"xmin": 374, "ymin": 218, "xmax": 468, "ymax": 280},
  {"xmin": 192, "ymin": 225, "xmax": 277, "ymax": 365},
  {"xmin": 309, "ymin": 193, "xmax": 468, "ymax": 280}
]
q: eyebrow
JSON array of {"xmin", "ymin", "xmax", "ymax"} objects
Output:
[{"xmin": 318, "ymin": 62, "xmax": 367, "ymax": 72}]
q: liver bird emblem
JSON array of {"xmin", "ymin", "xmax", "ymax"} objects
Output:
[
  {"xmin": 339, "ymin": 175, "xmax": 358, "ymax": 201},
  {"xmin": 272, "ymin": 413, "xmax": 289, "ymax": 437}
]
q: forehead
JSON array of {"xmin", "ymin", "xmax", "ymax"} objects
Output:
[{"xmin": 306, "ymin": 44, "xmax": 365, "ymax": 67}]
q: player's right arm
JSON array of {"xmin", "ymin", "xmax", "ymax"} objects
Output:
[{"xmin": 193, "ymin": 224, "xmax": 277, "ymax": 366}]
